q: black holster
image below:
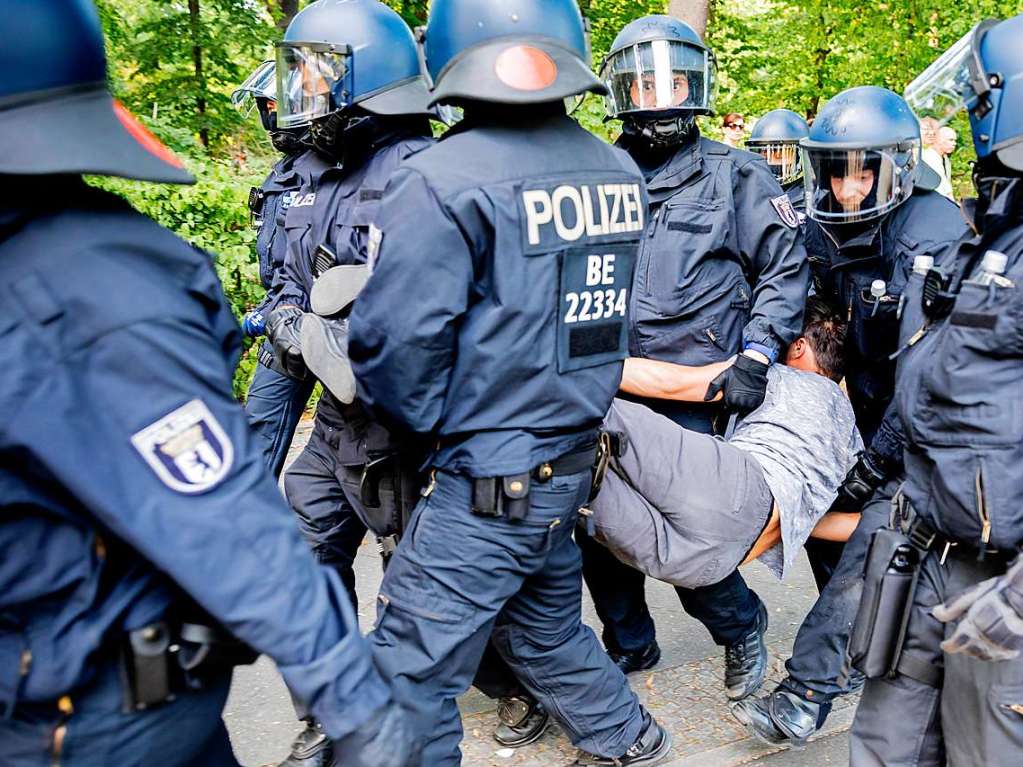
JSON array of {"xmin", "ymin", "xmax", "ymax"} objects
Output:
[
  {"xmin": 848, "ymin": 527, "xmax": 921, "ymax": 679},
  {"xmin": 119, "ymin": 619, "xmax": 257, "ymax": 712},
  {"xmin": 471, "ymin": 474, "xmax": 531, "ymax": 522}
]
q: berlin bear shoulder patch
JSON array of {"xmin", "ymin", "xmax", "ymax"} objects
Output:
[
  {"xmin": 131, "ymin": 399, "xmax": 234, "ymax": 495},
  {"xmin": 770, "ymin": 194, "xmax": 800, "ymax": 229}
]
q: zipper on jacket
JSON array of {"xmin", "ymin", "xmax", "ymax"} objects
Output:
[{"xmin": 975, "ymin": 464, "xmax": 991, "ymax": 560}]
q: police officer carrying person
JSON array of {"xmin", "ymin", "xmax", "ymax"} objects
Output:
[
  {"xmin": 732, "ymin": 86, "xmax": 968, "ymax": 748},
  {"xmin": 232, "ymin": 60, "xmax": 321, "ymax": 479},
  {"xmin": 847, "ymin": 15, "xmax": 1023, "ymax": 765},
  {"xmin": 0, "ymin": 2, "xmax": 413, "ymax": 766},
  {"xmin": 348, "ymin": 0, "xmax": 672, "ymax": 764},
  {"xmin": 575, "ymin": 14, "xmax": 809, "ymax": 701},
  {"xmin": 746, "ymin": 108, "xmax": 811, "ymax": 216},
  {"xmin": 260, "ymin": 2, "xmax": 437, "ymax": 764}
]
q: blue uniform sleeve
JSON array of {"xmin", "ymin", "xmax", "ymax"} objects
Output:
[
  {"xmin": 270, "ymin": 199, "xmax": 317, "ymax": 312},
  {"xmin": 349, "ymin": 168, "xmax": 474, "ymax": 435},
  {"xmin": 735, "ymin": 158, "xmax": 810, "ymax": 356},
  {"xmin": 8, "ymin": 284, "xmax": 388, "ymax": 740},
  {"xmin": 870, "ymin": 384, "xmax": 905, "ymax": 470}
]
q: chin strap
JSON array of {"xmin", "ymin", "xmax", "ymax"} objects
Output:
[{"xmin": 623, "ymin": 114, "xmax": 696, "ymax": 149}]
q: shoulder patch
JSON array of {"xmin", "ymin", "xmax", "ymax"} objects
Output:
[
  {"xmin": 131, "ymin": 399, "xmax": 234, "ymax": 495},
  {"xmin": 770, "ymin": 194, "xmax": 800, "ymax": 229}
]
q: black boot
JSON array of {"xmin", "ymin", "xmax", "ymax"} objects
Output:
[
  {"xmin": 570, "ymin": 714, "xmax": 672, "ymax": 765},
  {"xmin": 493, "ymin": 694, "xmax": 550, "ymax": 748},
  {"xmin": 276, "ymin": 721, "xmax": 333, "ymax": 767},
  {"xmin": 724, "ymin": 602, "xmax": 768, "ymax": 700},
  {"xmin": 730, "ymin": 686, "xmax": 830, "ymax": 749},
  {"xmin": 608, "ymin": 640, "xmax": 661, "ymax": 675}
]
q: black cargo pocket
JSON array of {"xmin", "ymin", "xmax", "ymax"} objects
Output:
[
  {"xmin": 557, "ymin": 243, "xmax": 637, "ymax": 373},
  {"xmin": 645, "ymin": 199, "xmax": 729, "ymax": 300},
  {"xmin": 919, "ymin": 283, "xmax": 1023, "ymax": 447}
]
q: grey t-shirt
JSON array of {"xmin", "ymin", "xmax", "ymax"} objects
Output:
[{"xmin": 729, "ymin": 365, "xmax": 863, "ymax": 577}]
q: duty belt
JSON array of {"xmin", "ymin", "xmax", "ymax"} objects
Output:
[{"xmin": 893, "ymin": 489, "xmax": 1013, "ymax": 566}]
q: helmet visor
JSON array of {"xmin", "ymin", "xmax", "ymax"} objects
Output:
[
  {"xmin": 600, "ymin": 39, "xmax": 715, "ymax": 118},
  {"xmin": 276, "ymin": 42, "xmax": 353, "ymax": 129},
  {"xmin": 232, "ymin": 60, "xmax": 276, "ymax": 114},
  {"xmin": 748, "ymin": 142, "xmax": 802, "ymax": 185},
  {"xmin": 803, "ymin": 146, "xmax": 918, "ymax": 223}
]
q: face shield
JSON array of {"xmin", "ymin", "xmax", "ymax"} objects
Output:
[
  {"xmin": 904, "ymin": 20, "xmax": 999, "ymax": 124},
  {"xmin": 803, "ymin": 144, "xmax": 919, "ymax": 223},
  {"xmin": 748, "ymin": 142, "xmax": 802, "ymax": 185},
  {"xmin": 601, "ymin": 39, "xmax": 715, "ymax": 119},
  {"xmin": 231, "ymin": 60, "xmax": 276, "ymax": 116},
  {"xmin": 276, "ymin": 42, "xmax": 353, "ymax": 129}
]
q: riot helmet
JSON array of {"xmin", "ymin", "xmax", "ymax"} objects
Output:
[
  {"xmin": 801, "ymin": 86, "xmax": 938, "ymax": 224},
  {"xmin": 276, "ymin": 0, "xmax": 434, "ymax": 139},
  {"xmin": 905, "ymin": 14, "xmax": 1023, "ymax": 173},
  {"xmin": 0, "ymin": 0, "xmax": 192, "ymax": 183},
  {"xmin": 601, "ymin": 16, "xmax": 715, "ymax": 147},
  {"xmin": 423, "ymin": 0, "xmax": 605, "ymax": 107},
  {"xmin": 232, "ymin": 61, "xmax": 308, "ymax": 155},
  {"xmin": 746, "ymin": 109, "xmax": 809, "ymax": 185}
]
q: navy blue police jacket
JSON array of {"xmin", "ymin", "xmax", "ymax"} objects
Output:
[
  {"xmin": 805, "ymin": 187, "xmax": 966, "ymax": 467},
  {"xmin": 349, "ymin": 109, "xmax": 648, "ymax": 478},
  {"xmin": 271, "ymin": 127, "xmax": 433, "ymax": 434},
  {"xmin": 894, "ymin": 180, "xmax": 1023, "ymax": 553},
  {"xmin": 621, "ymin": 131, "xmax": 808, "ymax": 374},
  {"xmin": 252, "ymin": 149, "xmax": 334, "ymax": 318},
  {"xmin": 0, "ymin": 179, "xmax": 389, "ymax": 739}
]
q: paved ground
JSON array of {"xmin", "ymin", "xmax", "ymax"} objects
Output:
[{"xmin": 224, "ymin": 420, "xmax": 855, "ymax": 766}]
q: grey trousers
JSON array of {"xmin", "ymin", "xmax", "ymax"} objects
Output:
[{"xmin": 850, "ymin": 543, "xmax": 1023, "ymax": 767}]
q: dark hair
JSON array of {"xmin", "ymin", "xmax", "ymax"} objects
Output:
[
  {"xmin": 722, "ymin": 112, "xmax": 744, "ymax": 127},
  {"xmin": 801, "ymin": 296, "xmax": 847, "ymax": 382}
]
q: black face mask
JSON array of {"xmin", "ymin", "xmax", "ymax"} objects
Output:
[
  {"xmin": 973, "ymin": 154, "xmax": 1021, "ymax": 219},
  {"xmin": 622, "ymin": 114, "xmax": 696, "ymax": 149},
  {"xmin": 269, "ymin": 130, "xmax": 308, "ymax": 156},
  {"xmin": 309, "ymin": 110, "xmax": 432, "ymax": 166}
]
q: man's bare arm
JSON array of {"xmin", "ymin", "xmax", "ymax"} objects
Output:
[
  {"xmin": 620, "ymin": 357, "xmax": 733, "ymax": 401},
  {"xmin": 810, "ymin": 512, "xmax": 861, "ymax": 542}
]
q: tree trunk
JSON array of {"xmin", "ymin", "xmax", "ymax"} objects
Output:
[
  {"xmin": 188, "ymin": 0, "xmax": 209, "ymax": 149},
  {"xmin": 277, "ymin": 0, "xmax": 299, "ymax": 30},
  {"xmin": 668, "ymin": 0, "xmax": 712, "ymax": 38}
]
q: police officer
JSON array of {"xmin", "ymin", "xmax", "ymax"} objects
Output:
[
  {"xmin": 848, "ymin": 16, "xmax": 1023, "ymax": 765},
  {"xmin": 732, "ymin": 86, "xmax": 967, "ymax": 748},
  {"xmin": 263, "ymin": 2, "xmax": 437, "ymax": 764},
  {"xmin": 349, "ymin": 1, "xmax": 671, "ymax": 764},
  {"xmin": 0, "ymin": 3, "xmax": 411, "ymax": 766},
  {"xmin": 746, "ymin": 108, "xmax": 810, "ymax": 216},
  {"xmin": 576, "ymin": 15, "xmax": 809, "ymax": 701},
  {"xmin": 231, "ymin": 61, "xmax": 322, "ymax": 479}
]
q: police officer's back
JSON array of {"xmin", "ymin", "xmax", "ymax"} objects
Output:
[
  {"xmin": 847, "ymin": 16, "xmax": 1023, "ymax": 765},
  {"xmin": 349, "ymin": 1, "xmax": 671, "ymax": 765},
  {"xmin": 0, "ymin": 4, "xmax": 410, "ymax": 766}
]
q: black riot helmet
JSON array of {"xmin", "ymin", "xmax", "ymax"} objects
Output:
[
  {"xmin": 232, "ymin": 61, "xmax": 309, "ymax": 156},
  {"xmin": 746, "ymin": 109, "xmax": 809, "ymax": 185},
  {"xmin": 601, "ymin": 15, "xmax": 716, "ymax": 147},
  {"xmin": 801, "ymin": 86, "xmax": 941, "ymax": 224},
  {"xmin": 0, "ymin": 0, "xmax": 192, "ymax": 183}
]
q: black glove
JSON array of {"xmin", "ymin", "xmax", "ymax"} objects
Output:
[
  {"xmin": 331, "ymin": 705, "xmax": 418, "ymax": 767},
  {"xmin": 266, "ymin": 305, "xmax": 307, "ymax": 380},
  {"xmin": 704, "ymin": 353, "xmax": 770, "ymax": 415},
  {"xmin": 831, "ymin": 449, "xmax": 889, "ymax": 511}
]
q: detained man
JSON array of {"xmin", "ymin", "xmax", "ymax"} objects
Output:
[{"xmin": 589, "ymin": 299, "xmax": 863, "ymax": 588}]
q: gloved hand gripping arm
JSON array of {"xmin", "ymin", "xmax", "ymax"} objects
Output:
[{"xmin": 934, "ymin": 555, "xmax": 1023, "ymax": 661}]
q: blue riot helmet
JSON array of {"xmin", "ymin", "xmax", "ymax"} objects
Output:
[
  {"xmin": 0, "ymin": 0, "xmax": 192, "ymax": 183},
  {"xmin": 601, "ymin": 16, "xmax": 716, "ymax": 147},
  {"xmin": 801, "ymin": 86, "xmax": 939, "ymax": 224},
  {"xmin": 423, "ymin": 0, "xmax": 605, "ymax": 107},
  {"xmin": 905, "ymin": 15, "xmax": 1023, "ymax": 172},
  {"xmin": 275, "ymin": 0, "xmax": 434, "ymax": 132},
  {"xmin": 746, "ymin": 109, "xmax": 809, "ymax": 185},
  {"xmin": 232, "ymin": 61, "xmax": 308, "ymax": 155},
  {"xmin": 602, "ymin": 16, "xmax": 715, "ymax": 118}
]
